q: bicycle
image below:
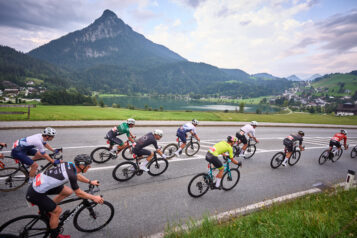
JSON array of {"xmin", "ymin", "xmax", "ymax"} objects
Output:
[
  {"xmin": 112, "ymin": 151, "xmax": 169, "ymax": 181},
  {"xmin": 351, "ymin": 145, "xmax": 357, "ymax": 159},
  {"xmin": 0, "ymin": 184, "xmax": 114, "ymax": 237},
  {"xmin": 90, "ymin": 137, "xmax": 132, "ymax": 163},
  {"xmin": 318, "ymin": 145, "xmax": 347, "ymax": 165},
  {"xmin": 270, "ymin": 144, "xmax": 302, "ymax": 169},
  {"xmin": 163, "ymin": 136, "xmax": 200, "ymax": 159},
  {"xmin": 233, "ymin": 138, "xmax": 257, "ymax": 159},
  {"xmin": 0, "ymin": 149, "xmax": 63, "ymax": 192},
  {"xmin": 187, "ymin": 155, "xmax": 241, "ymax": 198},
  {"xmin": 0, "ymin": 145, "xmax": 17, "ymax": 169}
]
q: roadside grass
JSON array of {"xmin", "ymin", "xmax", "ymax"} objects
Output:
[
  {"xmin": 165, "ymin": 187, "xmax": 357, "ymax": 238},
  {"xmin": 0, "ymin": 105, "xmax": 357, "ymax": 125}
]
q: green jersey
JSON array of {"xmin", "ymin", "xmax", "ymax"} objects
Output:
[
  {"xmin": 112, "ymin": 122, "xmax": 130, "ymax": 137},
  {"xmin": 208, "ymin": 141, "xmax": 233, "ymax": 158}
]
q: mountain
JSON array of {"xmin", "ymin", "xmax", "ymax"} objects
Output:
[
  {"xmin": 305, "ymin": 74, "xmax": 322, "ymax": 81},
  {"xmin": 251, "ymin": 73, "xmax": 280, "ymax": 80},
  {"xmin": 311, "ymin": 71, "xmax": 357, "ymax": 96},
  {"xmin": 28, "ymin": 10, "xmax": 186, "ymax": 70},
  {"xmin": 286, "ymin": 75, "xmax": 301, "ymax": 81}
]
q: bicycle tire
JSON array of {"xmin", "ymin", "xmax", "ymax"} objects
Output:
[
  {"xmin": 318, "ymin": 150, "xmax": 329, "ymax": 165},
  {"xmin": 188, "ymin": 173, "xmax": 210, "ymax": 198},
  {"xmin": 0, "ymin": 214, "xmax": 49, "ymax": 237},
  {"xmin": 73, "ymin": 201, "xmax": 114, "ymax": 232},
  {"xmin": 288, "ymin": 151, "xmax": 301, "ymax": 166},
  {"xmin": 147, "ymin": 158, "xmax": 168, "ymax": 176},
  {"xmin": 233, "ymin": 146, "xmax": 240, "ymax": 157},
  {"xmin": 90, "ymin": 147, "xmax": 112, "ymax": 164},
  {"xmin": 163, "ymin": 143, "xmax": 179, "ymax": 159},
  {"xmin": 332, "ymin": 149, "xmax": 343, "ymax": 162},
  {"xmin": 221, "ymin": 168, "xmax": 240, "ymax": 191},
  {"xmin": 244, "ymin": 145, "xmax": 256, "ymax": 159},
  {"xmin": 185, "ymin": 142, "xmax": 200, "ymax": 156},
  {"xmin": 122, "ymin": 146, "xmax": 134, "ymax": 161},
  {"xmin": 0, "ymin": 167, "xmax": 28, "ymax": 192},
  {"xmin": 351, "ymin": 147, "xmax": 357, "ymax": 159},
  {"xmin": 270, "ymin": 152, "xmax": 284, "ymax": 169},
  {"xmin": 112, "ymin": 162, "xmax": 137, "ymax": 181}
]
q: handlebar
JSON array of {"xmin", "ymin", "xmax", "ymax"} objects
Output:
[
  {"xmin": 49, "ymin": 148, "xmax": 63, "ymax": 160},
  {"xmin": 85, "ymin": 184, "xmax": 100, "ymax": 195}
]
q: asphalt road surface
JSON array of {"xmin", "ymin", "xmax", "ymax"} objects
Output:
[{"xmin": 0, "ymin": 126, "xmax": 357, "ymax": 238}]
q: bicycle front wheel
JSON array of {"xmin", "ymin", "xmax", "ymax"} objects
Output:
[
  {"xmin": 244, "ymin": 145, "xmax": 256, "ymax": 159},
  {"xmin": 288, "ymin": 151, "xmax": 301, "ymax": 166},
  {"xmin": 270, "ymin": 152, "xmax": 284, "ymax": 169},
  {"xmin": 185, "ymin": 142, "xmax": 200, "ymax": 156},
  {"xmin": 332, "ymin": 149, "xmax": 343, "ymax": 162},
  {"xmin": 90, "ymin": 147, "xmax": 112, "ymax": 163},
  {"xmin": 148, "ymin": 158, "xmax": 168, "ymax": 176},
  {"xmin": 221, "ymin": 168, "xmax": 240, "ymax": 191},
  {"xmin": 318, "ymin": 150, "xmax": 329, "ymax": 165},
  {"xmin": 112, "ymin": 162, "xmax": 137, "ymax": 181},
  {"xmin": 187, "ymin": 173, "xmax": 210, "ymax": 198},
  {"xmin": 163, "ymin": 143, "xmax": 178, "ymax": 159},
  {"xmin": 73, "ymin": 201, "xmax": 114, "ymax": 232},
  {"xmin": 351, "ymin": 147, "xmax": 357, "ymax": 159},
  {"xmin": 0, "ymin": 214, "xmax": 49, "ymax": 237},
  {"xmin": 0, "ymin": 167, "xmax": 28, "ymax": 192},
  {"xmin": 122, "ymin": 146, "xmax": 134, "ymax": 160}
]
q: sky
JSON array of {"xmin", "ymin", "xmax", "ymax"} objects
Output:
[{"xmin": 0, "ymin": 0, "xmax": 356, "ymax": 79}]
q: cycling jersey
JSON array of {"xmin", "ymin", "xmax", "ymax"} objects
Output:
[
  {"xmin": 111, "ymin": 122, "xmax": 130, "ymax": 137},
  {"xmin": 177, "ymin": 122, "xmax": 197, "ymax": 143},
  {"xmin": 13, "ymin": 133, "xmax": 47, "ymax": 154},
  {"xmin": 286, "ymin": 134, "xmax": 303, "ymax": 145},
  {"xmin": 239, "ymin": 124, "xmax": 256, "ymax": 137},
  {"xmin": 331, "ymin": 133, "xmax": 347, "ymax": 143},
  {"xmin": 134, "ymin": 133, "xmax": 159, "ymax": 150},
  {"xmin": 208, "ymin": 141, "xmax": 234, "ymax": 158}
]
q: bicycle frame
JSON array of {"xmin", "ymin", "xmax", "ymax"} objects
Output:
[
  {"xmin": 177, "ymin": 135, "xmax": 196, "ymax": 148},
  {"xmin": 207, "ymin": 157, "xmax": 233, "ymax": 181}
]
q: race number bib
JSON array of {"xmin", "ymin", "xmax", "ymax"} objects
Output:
[
  {"xmin": 208, "ymin": 147, "xmax": 216, "ymax": 153},
  {"xmin": 35, "ymin": 173, "xmax": 42, "ymax": 187}
]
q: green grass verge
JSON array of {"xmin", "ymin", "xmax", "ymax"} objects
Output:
[
  {"xmin": 165, "ymin": 187, "xmax": 357, "ymax": 238},
  {"xmin": 0, "ymin": 105, "xmax": 356, "ymax": 125}
]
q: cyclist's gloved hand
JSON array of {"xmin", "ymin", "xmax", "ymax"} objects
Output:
[
  {"xmin": 54, "ymin": 159, "xmax": 61, "ymax": 165},
  {"xmin": 238, "ymin": 161, "xmax": 242, "ymax": 167},
  {"xmin": 54, "ymin": 149, "xmax": 60, "ymax": 154}
]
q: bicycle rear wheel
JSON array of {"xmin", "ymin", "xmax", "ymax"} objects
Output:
[
  {"xmin": 318, "ymin": 150, "xmax": 329, "ymax": 165},
  {"xmin": 185, "ymin": 142, "xmax": 200, "ymax": 156},
  {"xmin": 90, "ymin": 147, "xmax": 112, "ymax": 163},
  {"xmin": 288, "ymin": 151, "xmax": 301, "ymax": 166},
  {"xmin": 244, "ymin": 145, "xmax": 256, "ymax": 159},
  {"xmin": 163, "ymin": 143, "xmax": 178, "ymax": 159},
  {"xmin": 332, "ymin": 149, "xmax": 343, "ymax": 162},
  {"xmin": 148, "ymin": 158, "xmax": 168, "ymax": 176},
  {"xmin": 351, "ymin": 147, "xmax": 357, "ymax": 159},
  {"xmin": 0, "ymin": 214, "xmax": 49, "ymax": 237},
  {"xmin": 0, "ymin": 167, "xmax": 28, "ymax": 192},
  {"xmin": 187, "ymin": 173, "xmax": 210, "ymax": 198},
  {"xmin": 270, "ymin": 152, "xmax": 284, "ymax": 169},
  {"xmin": 122, "ymin": 146, "xmax": 134, "ymax": 160},
  {"xmin": 221, "ymin": 168, "xmax": 240, "ymax": 191},
  {"xmin": 112, "ymin": 162, "xmax": 137, "ymax": 181},
  {"xmin": 73, "ymin": 201, "xmax": 114, "ymax": 232}
]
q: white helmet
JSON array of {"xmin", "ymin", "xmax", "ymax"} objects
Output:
[
  {"xmin": 251, "ymin": 121, "xmax": 258, "ymax": 126},
  {"xmin": 192, "ymin": 119, "xmax": 199, "ymax": 125},
  {"xmin": 341, "ymin": 129, "xmax": 347, "ymax": 135},
  {"xmin": 43, "ymin": 127, "xmax": 56, "ymax": 136},
  {"xmin": 153, "ymin": 129, "xmax": 163, "ymax": 137},
  {"xmin": 127, "ymin": 118, "xmax": 135, "ymax": 125}
]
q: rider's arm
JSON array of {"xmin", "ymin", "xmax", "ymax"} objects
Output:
[
  {"xmin": 128, "ymin": 131, "xmax": 135, "ymax": 143},
  {"xmin": 247, "ymin": 132, "xmax": 258, "ymax": 143},
  {"xmin": 74, "ymin": 188, "xmax": 104, "ymax": 204},
  {"xmin": 191, "ymin": 131, "xmax": 200, "ymax": 141},
  {"xmin": 77, "ymin": 174, "xmax": 100, "ymax": 186},
  {"xmin": 36, "ymin": 150, "xmax": 55, "ymax": 164},
  {"xmin": 44, "ymin": 143, "xmax": 55, "ymax": 153},
  {"xmin": 344, "ymin": 136, "xmax": 348, "ymax": 149}
]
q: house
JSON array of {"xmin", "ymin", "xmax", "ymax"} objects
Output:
[
  {"xmin": 4, "ymin": 88, "xmax": 19, "ymax": 97},
  {"xmin": 336, "ymin": 103, "xmax": 357, "ymax": 116}
]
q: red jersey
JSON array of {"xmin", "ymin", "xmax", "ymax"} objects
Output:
[{"xmin": 331, "ymin": 133, "xmax": 347, "ymax": 143}]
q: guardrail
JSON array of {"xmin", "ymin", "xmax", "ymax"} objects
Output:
[{"xmin": 0, "ymin": 104, "xmax": 36, "ymax": 119}]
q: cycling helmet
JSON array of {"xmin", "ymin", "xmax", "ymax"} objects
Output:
[
  {"xmin": 341, "ymin": 129, "xmax": 347, "ymax": 135},
  {"xmin": 74, "ymin": 154, "xmax": 92, "ymax": 166},
  {"xmin": 192, "ymin": 119, "xmax": 199, "ymax": 125},
  {"xmin": 43, "ymin": 127, "xmax": 56, "ymax": 136},
  {"xmin": 251, "ymin": 121, "xmax": 258, "ymax": 126},
  {"xmin": 227, "ymin": 136, "xmax": 238, "ymax": 143},
  {"xmin": 153, "ymin": 129, "xmax": 163, "ymax": 137},
  {"xmin": 127, "ymin": 118, "xmax": 135, "ymax": 125},
  {"xmin": 298, "ymin": 130, "xmax": 305, "ymax": 136}
]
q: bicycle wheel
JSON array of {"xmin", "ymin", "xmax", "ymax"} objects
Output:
[
  {"xmin": 351, "ymin": 147, "xmax": 357, "ymax": 159},
  {"xmin": 288, "ymin": 151, "xmax": 301, "ymax": 166},
  {"xmin": 185, "ymin": 142, "xmax": 200, "ymax": 156},
  {"xmin": 332, "ymin": 149, "xmax": 343, "ymax": 162},
  {"xmin": 187, "ymin": 173, "xmax": 210, "ymax": 198},
  {"xmin": 270, "ymin": 152, "xmax": 284, "ymax": 169},
  {"xmin": 148, "ymin": 158, "xmax": 169, "ymax": 176},
  {"xmin": 90, "ymin": 147, "xmax": 112, "ymax": 163},
  {"xmin": 244, "ymin": 145, "xmax": 256, "ymax": 159},
  {"xmin": 122, "ymin": 146, "xmax": 134, "ymax": 161},
  {"xmin": 112, "ymin": 162, "xmax": 137, "ymax": 181},
  {"xmin": 163, "ymin": 143, "xmax": 178, "ymax": 159},
  {"xmin": 73, "ymin": 201, "xmax": 114, "ymax": 232},
  {"xmin": 318, "ymin": 150, "xmax": 329, "ymax": 165},
  {"xmin": 221, "ymin": 168, "xmax": 240, "ymax": 191},
  {"xmin": 0, "ymin": 167, "xmax": 28, "ymax": 192},
  {"xmin": 0, "ymin": 215, "xmax": 49, "ymax": 237}
]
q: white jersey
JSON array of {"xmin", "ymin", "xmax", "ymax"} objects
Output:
[
  {"xmin": 182, "ymin": 123, "xmax": 197, "ymax": 134},
  {"xmin": 14, "ymin": 133, "xmax": 47, "ymax": 154},
  {"xmin": 240, "ymin": 124, "xmax": 255, "ymax": 137}
]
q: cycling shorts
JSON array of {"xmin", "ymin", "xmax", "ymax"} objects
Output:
[
  {"xmin": 283, "ymin": 138, "xmax": 294, "ymax": 152},
  {"xmin": 205, "ymin": 152, "xmax": 223, "ymax": 169},
  {"xmin": 11, "ymin": 147, "xmax": 37, "ymax": 165},
  {"xmin": 176, "ymin": 129, "xmax": 187, "ymax": 143},
  {"xmin": 132, "ymin": 147, "xmax": 151, "ymax": 157},
  {"xmin": 329, "ymin": 140, "xmax": 341, "ymax": 148},
  {"xmin": 236, "ymin": 132, "xmax": 247, "ymax": 145},
  {"xmin": 106, "ymin": 130, "xmax": 124, "ymax": 146},
  {"xmin": 26, "ymin": 184, "xmax": 64, "ymax": 212}
]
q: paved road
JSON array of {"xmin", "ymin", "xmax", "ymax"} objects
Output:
[{"xmin": 0, "ymin": 126, "xmax": 357, "ymax": 237}]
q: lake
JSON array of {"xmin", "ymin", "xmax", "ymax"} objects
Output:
[{"xmin": 101, "ymin": 96, "xmax": 280, "ymax": 113}]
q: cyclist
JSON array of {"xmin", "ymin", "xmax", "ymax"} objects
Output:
[
  {"xmin": 11, "ymin": 127, "xmax": 61, "ymax": 183},
  {"xmin": 174, "ymin": 119, "xmax": 200, "ymax": 157},
  {"xmin": 236, "ymin": 121, "xmax": 259, "ymax": 158},
  {"xmin": 206, "ymin": 136, "xmax": 241, "ymax": 189},
  {"xmin": 328, "ymin": 129, "xmax": 348, "ymax": 158},
  {"xmin": 26, "ymin": 154, "xmax": 103, "ymax": 238},
  {"xmin": 106, "ymin": 118, "xmax": 136, "ymax": 156},
  {"xmin": 132, "ymin": 129, "xmax": 166, "ymax": 171},
  {"xmin": 282, "ymin": 131, "xmax": 305, "ymax": 166},
  {"xmin": 0, "ymin": 142, "xmax": 6, "ymax": 159}
]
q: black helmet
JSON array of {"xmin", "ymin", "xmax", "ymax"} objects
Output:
[
  {"xmin": 74, "ymin": 154, "xmax": 92, "ymax": 166},
  {"xmin": 298, "ymin": 130, "xmax": 305, "ymax": 136},
  {"xmin": 227, "ymin": 136, "xmax": 238, "ymax": 143}
]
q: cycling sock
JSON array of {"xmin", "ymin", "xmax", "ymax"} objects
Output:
[
  {"xmin": 50, "ymin": 227, "xmax": 59, "ymax": 238},
  {"xmin": 215, "ymin": 178, "xmax": 221, "ymax": 187},
  {"xmin": 177, "ymin": 148, "xmax": 182, "ymax": 153}
]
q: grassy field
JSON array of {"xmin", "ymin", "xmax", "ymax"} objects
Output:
[
  {"xmin": 165, "ymin": 187, "xmax": 357, "ymax": 238},
  {"xmin": 312, "ymin": 74, "xmax": 357, "ymax": 96},
  {"xmin": 0, "ymin": 105, "xmax": 357, "ymax": 125}
]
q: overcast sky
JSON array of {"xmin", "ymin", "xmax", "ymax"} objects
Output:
[{"xmin": 0, "ymin": 0, "xmax": 356, "ymax": 78}]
